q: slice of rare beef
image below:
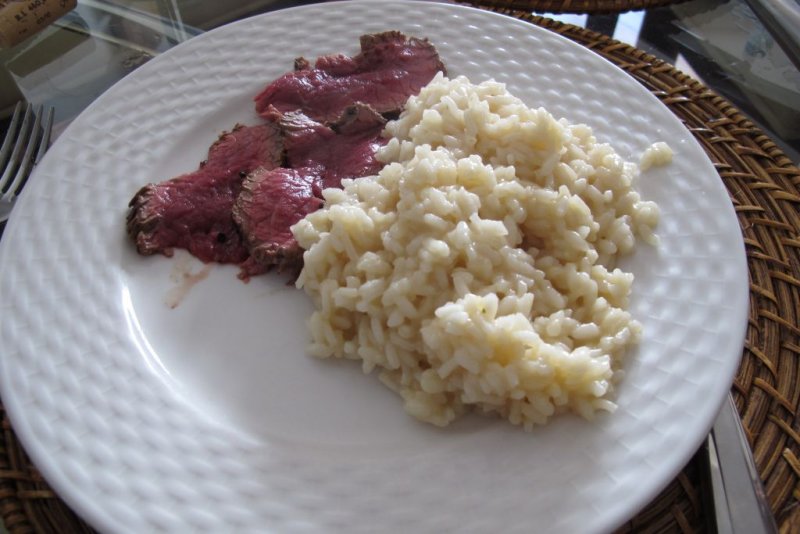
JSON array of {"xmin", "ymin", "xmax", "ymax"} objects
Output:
[
  {"xmin": 282, "ymin": 102, "xmax": 388, "ymax": 189},
  {"xmin": 233, "ymin": 104, "xmax": 386, "ymax": 275},
  {"xmin": 127, "ymin": 122, "xmax": 283, "ymax": 264},
  {"xmin": 254, "ymin": 31, "xmax": 445, "ymax": 123},
  {"xmin": 235, "ymin": 166, "xmax": 324, "ymax": 277}
]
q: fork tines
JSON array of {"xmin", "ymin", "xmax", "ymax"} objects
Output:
[{"xmin": 0, "ymin": 103, "xmax": 54, "ymax": 200}]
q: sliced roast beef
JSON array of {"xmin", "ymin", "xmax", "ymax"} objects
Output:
[
  {"xmin": 129, "ymin": 32, "xmax": 446, "ymax": 281},
  {"xmin": 282, "ymin": 103, "xmax": 387, "ymax": 189},
  {"xmin": 127, "ymin": 122, "xmax": 283, "ymax": 264},
  {"xmin": 234, "ymin": 167, "xmax": 323, "ymax": 276},
  {"xmin": 254, "ymin": 31, "xmax": 445, "ymax": 123},
  {"xmin": 233, "ymin": 104, "xmax": 386, "ymax": 274}
]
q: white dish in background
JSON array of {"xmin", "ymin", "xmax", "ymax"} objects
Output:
[{"xmin": 0, "ymin": 2, "xmax": 748, "ymax": 533}]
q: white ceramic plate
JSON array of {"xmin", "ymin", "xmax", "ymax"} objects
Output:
[{"xmin": 0, "ymin": 2, "xmax": 748, "ymax": 533}]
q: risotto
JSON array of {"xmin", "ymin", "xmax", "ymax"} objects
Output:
[{"xmin": 291, "ymin": 74, "xmax": 665, "ymax": 429}]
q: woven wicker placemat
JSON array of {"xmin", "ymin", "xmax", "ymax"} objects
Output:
[
  {"xmin": 459, "ymin": 0, "xmax": 689, "ymax": 15},
  {"xmin": 2, "ymin": 12, "xmax": 800, "ymax": 534}
]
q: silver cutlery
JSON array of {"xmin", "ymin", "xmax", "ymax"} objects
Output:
[
  {"xmin": 0, "ymin": 102, "xmax": 54, "ymax": 224},
  {"xmin": 707, "ymin": 394, "xmax": 778, "ymax": 533}
]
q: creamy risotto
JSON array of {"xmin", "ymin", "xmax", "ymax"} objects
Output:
[{"xmin": 292, "ymin": 74, "xmax": 664, "ymax": 429}]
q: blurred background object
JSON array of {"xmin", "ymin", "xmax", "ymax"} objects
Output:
[
  {"xmin": 0, "ymin": 0, "xmax": 77, "ymax": 117},
  {"xmin": 0, "ymin": 0, "xmax": 78, "ymax": 48}
]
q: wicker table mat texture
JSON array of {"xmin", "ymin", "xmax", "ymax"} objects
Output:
[
  {"xmin": 2, "ymin": 11, "xmax": 799, "ymax": 534},
  {"xmin": 460, "ymin": 0, "xmax": 690, "ymax": 14}
]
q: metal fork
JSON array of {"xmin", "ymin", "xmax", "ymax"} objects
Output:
[
  {"xmin": 0, "ymin": 102, "xmax": 54, "ymax": 224},
  {"xmin": 705, "ymin": 394, "xmax": 778, "ymax": 533}
]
